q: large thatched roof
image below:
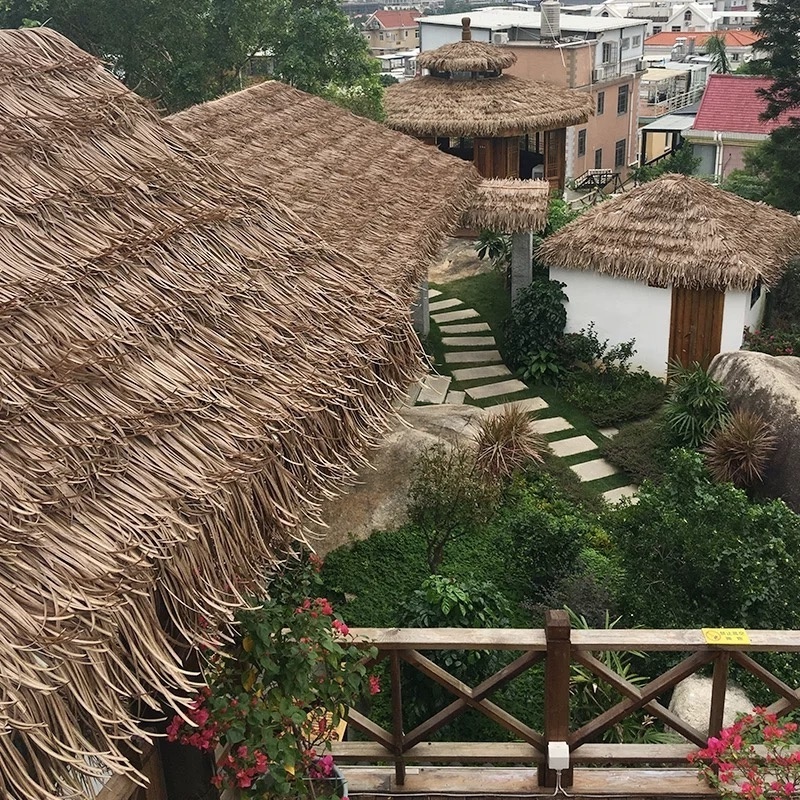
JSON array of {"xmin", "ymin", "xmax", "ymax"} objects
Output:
[
  {"xmin": 538, "ymin": 174, "xmax": 800, "ymax": 290},
  {"xmin": 169, "ymin": 81, "xmax": 480, "ymax": 293},
  {"xmin": 0, "ymin": 28, "xmax": 423, "ymax": 799},
  {"xmin": 385, "ymin": 73, "xmax": 593, "ymax": 138},
  {"xmin": 461, "ymin": 179, "xmax": 550, "ymax": 232}
]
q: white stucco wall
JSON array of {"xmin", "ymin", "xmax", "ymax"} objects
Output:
[
  {"xmin": 551, "ymin": 268, "xmax": 673, "ymax": 376},
  {"xmin": 744, "ymin": 286, "xmax": 767, "ymax": 332},
  {"xmin": 720, "ymin": 290, "xmax": 746, "ymax": 354}
]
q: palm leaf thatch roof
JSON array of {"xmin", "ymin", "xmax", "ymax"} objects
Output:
[
  {"xmin": 462, "ymin": 179, "xmax": 551, "ymax": 232},
  {"xmin": 417, "ymin": 39, "xmax": 517, "ymax": 73},
  {"xmin": 385, "ymin": 73, "xmax": 593, "ymax": 138},
  {"xmin": 538, "ymin": 174, "xmax": 800, "ymax": 290},
  {"xmin": 169, "ymin": 81, "xmax": 481, "ymax": 294},
  {"xmin": 0, "ymin": 27, "xmax": 423, "ymax": 799}
]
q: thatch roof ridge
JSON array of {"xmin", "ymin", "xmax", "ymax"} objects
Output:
[
  {"xmin": 169, "ymin": 80, "xmax": 481, "ymax": 293},
  {"xmin": 0, "ymin": 28, "xmax": 422, "ymax": 798},
  {"xmin": 461, "ymin": 179, "xmax": 550, "ymax": 233},
  {"xmin": 417, "ymin": 39, "xmax": 517, "ymax": 73},
  {"xmin": 385, "ymin": 73, "xmax": 593, "ymax": 138},
  {"xmin": 537, "ymin": 173, "xmax": 800, "ymax": 290}
]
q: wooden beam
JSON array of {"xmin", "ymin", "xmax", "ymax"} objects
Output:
[
  {"xmin": 346, "ymin": 709, "xmax": 394, "ymax": 750},
  {"xmin": 572, "ymin": 629, "xmax": 800, "ymax": 652},
  {"xmin": 348, "ymin": 628, "xmax": 547, "ymax": 650}
]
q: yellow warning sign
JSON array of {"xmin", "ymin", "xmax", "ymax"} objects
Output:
[{"xmin": 702, "ymin": 628, "xmax": 751, "ymax": 645}]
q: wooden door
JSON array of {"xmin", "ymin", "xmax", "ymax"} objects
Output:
[
  {"xmin": 668, "ymin": 285, "xmax": 725, "ymax": 368},
  {"xmin": 473, "ymin": 137, "xmax": 519, "ymax": 179},
  {"xmin": 543, "ymin": 128, "xmax": 567, "ymax": 191}
]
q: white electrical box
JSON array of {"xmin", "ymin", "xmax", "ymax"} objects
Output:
[{"xmin": 548, "ymin": 741, "xmax": 570, "ymax": 771}]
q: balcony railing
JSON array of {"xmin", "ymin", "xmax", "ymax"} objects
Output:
[
  {"xmin": 592, "ymin": 58, "xmax": 643, "ymax": 83},
  {"xmin": 334, "ymin": 611, "xmax": 800, "ymax": 797},
  {"xmin": 639, "ymin": 84, "xmax": 705, "ymax": 118}
]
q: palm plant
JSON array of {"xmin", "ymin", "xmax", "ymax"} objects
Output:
[
  {"xmin": 705, "ymin": 33, "xmax": 731, "ymax": 74},
  {"xmin": 664, "ymin": 361, "xmax": 729, "ymax": 447}
]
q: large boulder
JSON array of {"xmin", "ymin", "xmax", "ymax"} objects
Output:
[
  {"xmin": 709, "ymin": 350, "xmax": 800, "ymax": 511},
  {"xmin": 669, "ymin": 675, "xmax": 753, "ymax": 737},
  {"xmin": 311, "ymin": 404, "xmax": 488, "ymax": 555}
]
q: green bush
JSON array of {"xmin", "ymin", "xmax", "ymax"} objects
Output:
[
  {"xmin": 743, "ymin": 325, "xmax": 800, "ymax": 356},
  {"xmin": 664, "ymin": 362, "xmax": 729, "ymax": 447},
  {"xmin": 503, "ymin": 280, "xmax": 568, "ymax": 369},
  {"xmin": 601, "ymin": 415, "xmax": 673, "ymax": 484},
  {"xmin": 562, "ymin": 369, "xmax": 667, "ymax": 427},
  {"xmin": 765, "ymin": 260, "xmax": 800, "ymax": 330}
]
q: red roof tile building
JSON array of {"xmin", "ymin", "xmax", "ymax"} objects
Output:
[
  {"xmin": 643, "ymin": 30, "xmax": 763, "ymax": 67},
  {"xmin": 685, "ymin": 74, "xmax": 794, "ymax": 180},
  {"xmin": 364, "ymin": 9, "xmax": 420, "ymax": 55}
]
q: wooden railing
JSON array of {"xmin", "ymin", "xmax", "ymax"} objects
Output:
[{"xmin": 333, "ymin": 611, "xmax": 800, "ymax": 796}]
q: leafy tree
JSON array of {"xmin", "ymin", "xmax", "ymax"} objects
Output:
[
  {"xmin": 705, "ymin": 33, "xmax": 731, "ymax": 74},
  {"xmin": 720, "ymin": 168, "xmax": 770, "ymax": 202},
  {"xmin": 737, "ymin": 124, "xmax": 800, "ymax": 213},
  {"xmin": 630, "ymin": 145, "xmax": 700, "ymax": 183},
  {"xmin": 503, "ymin": 279, "xmax": 568, "ymax": 369},
  {"xmin": 752, "ymin": 0, "xmax": 800, "ymax": 120},
  {"xmin": 0, "ymin": 0, "xmax": 384, "ymax": 116}
]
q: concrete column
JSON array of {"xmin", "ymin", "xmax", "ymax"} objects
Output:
[
  {"xmin": 412, "ymin": 278, "xmax": 430, "ymax": 337},
  {"xmin": 510, "ymin": 232, "xmax": 534, "ymax": 305}
]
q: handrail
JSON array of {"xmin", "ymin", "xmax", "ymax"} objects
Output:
[{"xmin": 339, "ymin": 615, "xmax": 800, "ymax": 793}]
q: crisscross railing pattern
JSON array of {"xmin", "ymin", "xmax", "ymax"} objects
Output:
[{"xmin": 334, "ymin": 613, "xmax": 800, "ymax": 793}]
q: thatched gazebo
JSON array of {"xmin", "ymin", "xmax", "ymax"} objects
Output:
[
  {"xmin": 385, "ymin": 17, "xmax": 592, "ymax": 190},
  {"xmin": 538, "ymin": 174, "xmax": 800, "ymax": 374},
  {"xmin": 0, "ymin": 27, "xmax": 425, "ymax": 800}
]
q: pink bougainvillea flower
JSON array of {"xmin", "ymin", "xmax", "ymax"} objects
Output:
[{"xmin": 369, "ymin": 674, "xmax": 381, "ymax": 695}]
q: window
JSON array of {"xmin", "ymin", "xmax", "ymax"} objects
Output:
[
  {"xmin": 750, "ymin": 279, "xmax": 763, "ymax": 309},
  {"xmin": 731, "ymin": 52, "xmax": 740, "ymax": 61},
  {"xmin": 621, "ymin": 37, "xmax": 630, "ymax": 50},
  {"xmin": 404, "ymin": 29, "xmax": 409, "ymax": 37},
  {"xmin": 578, "ymin": 129, "xmax": 587, "ymax": 157},
  {"xmin": 617, "ymin": 83, "xmax": 629, "ymax": 114},
  {"xmin": 633, "ymin": 34, "xmax": 642, "ymax": 47},
  {"xmin": 671, "ymin": 25, "xmax": 682, "ymax": 31},
  {"xmin": 601, "ymin": 41, "xmax": 618, "ymax": 64},
  {"xmin": 594, "ymin": 148, "xmax": 603, "ymax": 169},
  {"xmin": 615, "ymin": 138, "xmax": 626, "ymax": 168},
  {"xmin": 653, "ymin": 25, "xmax": 662, "ymax": 33},
  {"xmin": 684, "ymin": 9, "xmax": 692, "ymax": 20},
  {"xmin": 379, "ymin": 32, "xmax": 384, "ymax": 40},
  {"xmin": 597, "ymin": 91, "xmax": 605, "ymax": 115}
]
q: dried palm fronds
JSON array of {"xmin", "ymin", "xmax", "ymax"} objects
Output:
[
  {"xmin": 170, "ymin": 80, "xmax": 480, "ymax": 299},
  {"xmin": 474, "ymin": 406, "xmax": 547, "ymax": 479},
  {"xmin": 0, "ymin": 27, "xmax": 426, "ymax": 800},
  {"xmin": 538, "ymin": 173, "xmax": 800, "ymax": 291},
  {"xmin": 418, "ymin": 39, "xmax": 518, "ymax": 73},
  {"xmin": 461, "ymin": 178, "xmax": 551, "ymax": 233},
  {"xmin": 385, "ymin": 73, "xmax": 593, "ymax": 139}
]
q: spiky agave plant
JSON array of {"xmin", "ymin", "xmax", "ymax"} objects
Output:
[
  {"xmin": 473, "ymin": 405, "xmax": 547, "ymax": 479},
  {"xmin": 702, "ymin": 409, "xmax": 777, "ymax": 488}
]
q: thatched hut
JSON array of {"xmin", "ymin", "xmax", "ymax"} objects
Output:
[
  {"xmin": 385, "ymin": 17, "xmax": 592, "ymax": 190},
  {"xmin": 0, "ymin": 27, "xmax": 425, "ymax": 800},
  {"xmin": 538, "ymin": 174, "xmax": 800, "ymax": 374}
]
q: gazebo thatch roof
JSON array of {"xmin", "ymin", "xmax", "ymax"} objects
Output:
[
  {"xmin": 0, "ymin": 27, "xmax": 423, "ymax": 799},
  {"xmin": 538, "ymin": 174, "xmax": 800, "ymax": 290},
  {"xmin": 169, "ymin": 81, "xmax": 480, "ymax": 293},
  {"xmin": 461, "ymin": 179, "xmax": 550, "ymax": 232},
  {"xmin": 385, "ymin": 73, "xmax": 593, "ymax": 139},
  {"xmin": 417, "ymin": 36, "xmax": 517, "ymax": 73}
]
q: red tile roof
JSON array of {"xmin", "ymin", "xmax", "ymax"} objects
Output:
[
  {"xmin": 370, "ymin": 10, "xmax": 420, "ymax": 29},
  {"xmin": 692, "ymin": 74, "xmax": 794, "ymax": 134},
  {"xmin": 645, "ymin": 30, "xmax": 761, "ymax": 47}
]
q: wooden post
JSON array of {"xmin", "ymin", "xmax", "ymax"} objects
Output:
[
  {"xmin": 538, "ymin": 610, "xmax": 573, "ymax": 788},
  {"xmin": 708, "ymin": 652, "xmax": 730, "ymax": 739},
  {"xmin": 390, "ymin": 651, "xmax": 406, "ymax": 786}
]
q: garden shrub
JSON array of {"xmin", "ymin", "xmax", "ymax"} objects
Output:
[
  {"xmin": 601, "ymin": 415, "xmax": 673, "ymax": 484},
  {"xmin": 562, "ymin": 369, "xmax": 667, "ymax": 427},
  {"xmin": 765, "ymin": 259, "xmax": 800, "ymax": 330},
  {"xmin": 503, "ymin": 280, "xmax": 567, "ymax": 369},
  {"xmin": 743, "ymin": 325, "xmax": 800, "ymax": 356},
  {"xmin": 664, "ymin": 362, "xmax": 729, "ymax": 447},
  {"xmin": 474, "ymin": 405, "xmax": 546, "ymax": 479},
  {"xmin": 702, "ymin": 409, "xmax": 777, "ymax": 489}
]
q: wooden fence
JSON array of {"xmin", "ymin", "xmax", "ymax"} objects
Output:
[{"xmin": 332, "ymin": 611, "xmax": 800, "ymax": 797}]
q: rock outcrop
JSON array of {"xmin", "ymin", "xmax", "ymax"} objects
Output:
[
  {"xmin": 709, "ymin": 350, "xmax": 800, "ymax": 511},
  {"xmin": 669, "ymin": 675, "xmax": 753, "ymax": 737}
]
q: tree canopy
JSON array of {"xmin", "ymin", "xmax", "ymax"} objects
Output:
[
  {"xmin": 0, "ymin": 0, "xmax": 383, "ymax": 115},
  {"xmin": 753, "ymin": 0, "xmax": 800, "ymax": 119}
]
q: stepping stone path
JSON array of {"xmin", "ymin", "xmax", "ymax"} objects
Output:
[{"xmin": 412, "ymin": 291, "xmax": 639, "ymax": 503}]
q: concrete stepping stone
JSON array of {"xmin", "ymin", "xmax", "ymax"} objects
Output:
[
  {"xmin": 406, "ymin": 381, "xmax": 421, "ymax": 407},
  {"xmin": 550, "ymin": 435, "xmax": 598, "ymax": 458},
  {"xmin": 429, "ymin": 298, "xmax": 463, "ymax": 312},
  {"xmin": 438, "ymin": 322, "xmax": 491, "ymax": 334},
  {"xmin": 428, "ymin": 288, "xmax": 443, "ymax": 299},
  {"xmin": 441, "ymin": 336, "xmax": 496, "ymax": 347},
  {"xmin": 465, "ymin": 379, "xmax": 528, "ymax": 400},
  {"xmin": 531, "ymin": 417, "xmax": 573, "ymax": 435},
  {"xmin": 432, "ymin": 308, "xmax": 480, "ymax": 324},
  {"xmin": 444, "ymin": 350, "xmax": 502, "ymax": 364},
  {"xmin": 445, "ymin": 390, "xmax": 466, "ymax": 404},
  {"xmin": 603, "ymin": 485, "xmax": 640, "ymax": 504},
  {"xmin": 571, "ymin": 458, "xmax": 619, "ymax": 482},
  {"xmin": 599, "ymin": 426, "xmax": 620, "ymax": 438},
  {"xmin": 491, "ymin": 397, "xmax": 549, "ymax": 415},
  {"xmin": 417, "ymin": 374, "xmax": 451, "ymax": 404},
  {"xmin": 452, "ymin": 364, "xmax": 511, "ymax": 382}
]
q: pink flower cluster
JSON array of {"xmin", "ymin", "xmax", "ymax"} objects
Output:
[
  {"xmin": 166, "ymin": 689, "xmax": 219, "ymax": 752},
  {"xmin": 691, "ymin": 708, "xmax": 800, "ymax": 799},
  {"xmin": 295, "ymin": 597, "xmax": 334, "ymax": 618},
  {"xmin": 212, "ymin": 745, "xmax": 269, "ymax": 790}
]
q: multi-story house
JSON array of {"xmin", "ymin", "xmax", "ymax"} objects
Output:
[
  {"xmin": 363, "ymin": 9, "xmax": 421, "ymax": 55},
  {"xmin": 417, "ymin": 6, "xmax": 648, "ymax": 182},
  {"xmin": 643, "ymin": 29, "xmax": 763, "ymax": 66}
]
